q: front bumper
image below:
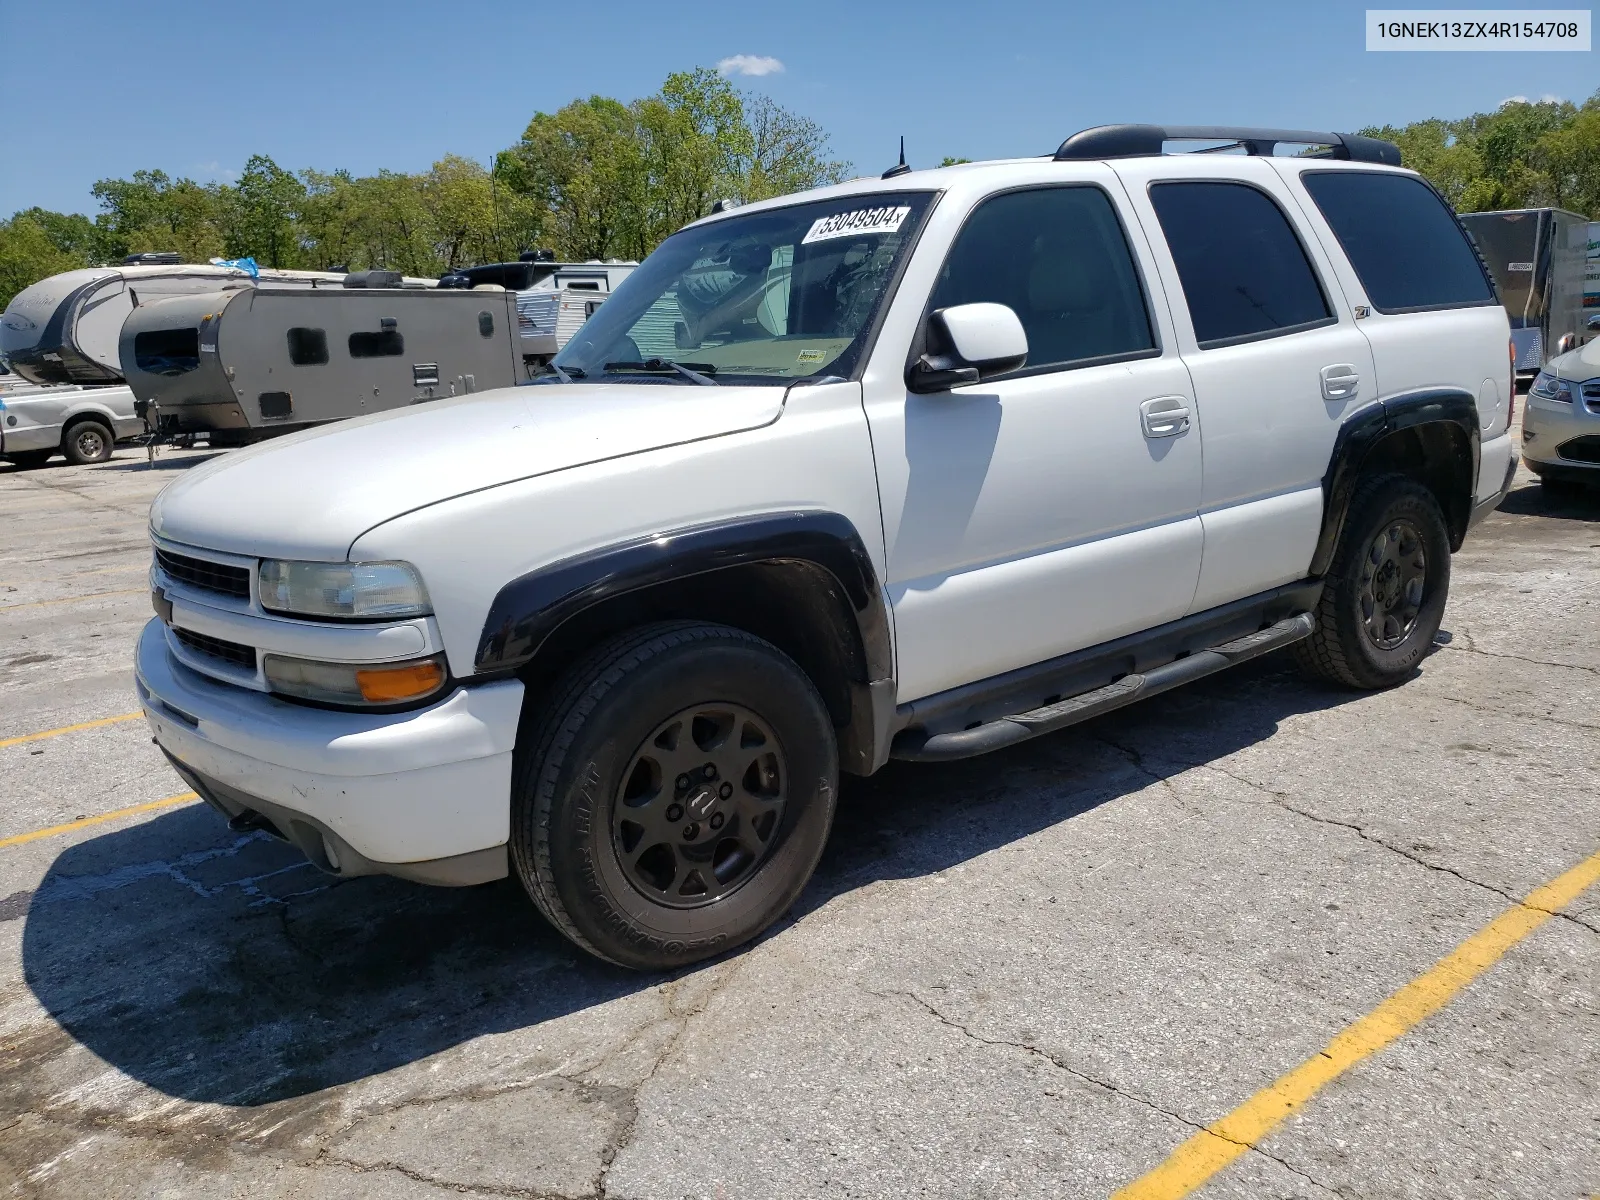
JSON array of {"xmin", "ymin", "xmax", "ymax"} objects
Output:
[
  {"xmin": 1521, "ymin": 385, "xmax": 1600, "ymax": 475},
  {"xmin": 136, "ymin": 618, "xmax": 523, "ymax": 885}
]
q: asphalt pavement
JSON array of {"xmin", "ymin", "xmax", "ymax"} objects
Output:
[{"xmin": 0, "ymin": 438, "xmax": 1595, "ymax": 1199}]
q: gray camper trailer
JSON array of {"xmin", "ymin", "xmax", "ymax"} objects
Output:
[
  {"xmin": 122, "ymin": 280, "xmax": 520, "ymax": 444},
  {"xmin": 0, "ymin": 261, "xmax": 358, "ymax": 386},
  {"xmin": 1460, "ymin": 208, "xmax": 1590, "ymax": 380}
]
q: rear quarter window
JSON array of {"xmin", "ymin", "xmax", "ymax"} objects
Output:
[{"xmin": 1300, "ymin": 171, "xmax": 1495, "ymax": 314}]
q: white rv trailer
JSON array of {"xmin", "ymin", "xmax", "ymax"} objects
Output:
[
  {"xmin": 440, "ymin": 255, "xmax": 636, "ymax": 373},
  {"xmin": 0, "ymin": 260, "xmax": 430, "ymax": 387}
]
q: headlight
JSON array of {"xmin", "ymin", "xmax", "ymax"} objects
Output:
[
  {"xmin": 1529, "ymin": 372, "xmax": 1574, "ymax": 403},
  {"xmin": 263, "ymin": 653, "xmax": 447, "ymax": 706},
  {"xmin": 258, "ymin": 559, "xmax": 431, "ymax": 620}
]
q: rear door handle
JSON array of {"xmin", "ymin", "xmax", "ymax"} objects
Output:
[
  {"xmin": 1320, "ymin": 364, "xmax": 1360, "ymax": 401},
  {"xmin": 1140, "ymin": 395, "xmax": 1191, "ymax": 438}
]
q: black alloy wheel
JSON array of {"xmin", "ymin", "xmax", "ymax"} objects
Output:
[
  {"xmin": 511, "ymin": 621, "xmax": 838, "ymax": 971},
  {"xmin": 613, "ymin": 703, "xmax": 788, "ymax": 907},
  {"xmin": 1358, "ymin": 520, "xmax": 1427, "ymax": 650},
  {"xmin": 1293, "ymin": 473, "xmax": 1452, "ymax": 690}
]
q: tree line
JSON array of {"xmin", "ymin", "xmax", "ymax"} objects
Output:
[
  {"xmin": 2, "ymin": 82, "xmax": 1597, "ymax": 312},
  {"xmin": 0, "ymin": 68, "xmax": 846, "ymax": 308}
]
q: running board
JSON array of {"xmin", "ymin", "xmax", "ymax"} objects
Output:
[{"xmin": 892, "ymin": 612, "xmax": 1316, "ymax": 762}]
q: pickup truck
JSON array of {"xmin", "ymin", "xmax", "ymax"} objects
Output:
[
  {"xmin": 136, "ymin": 124, "xmax": 1517, "ymax": 970},
  {"xmin": 0, "ymin": 382, "xmax": 139, "ymax": 467}
]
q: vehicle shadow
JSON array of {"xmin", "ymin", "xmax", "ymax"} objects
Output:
[
  {"xmin": 18, "ymin": 654, "xmax": 1361, "ymax": 1110},
  {"xmin": 91, "ymin": 452, "xmax": 225, "ymax": 472},
  {"xmin": 1495, "ymin": 477, "xmax": 1600, "ymax": 522}
]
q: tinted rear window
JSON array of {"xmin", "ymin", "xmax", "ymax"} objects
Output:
[
  {"xmin": 1148, "ymin": 182, "xmax": 1332, "ymax": 348},
  {"xmin": 1301, "ymin": 172, "xmax": 1494, "ymax": 313}
]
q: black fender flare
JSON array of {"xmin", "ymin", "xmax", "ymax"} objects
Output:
[
  {"xmin": 1310, "ymin": 388, "xmax": 1480, "ymax": 576},
  {"xmin": 473, "ymin": 510, "xmax": 893, "ymax": 683}
]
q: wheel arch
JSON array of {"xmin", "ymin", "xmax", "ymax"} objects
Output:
[
  {"xmin": 474, "ymin": 511, "xmax": 895, "ymax": 775},
  {"xmin": 1311, "ymin": 389, "xmax": 1479, "ymax": 576}
]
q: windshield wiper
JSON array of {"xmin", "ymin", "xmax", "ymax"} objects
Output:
[
  {"xmin": 602, "ymin": 358, "xmax": 719, "ymax": 386},
  {"xmin": 540, "ymin": 362, "xmax": 583, "ymax": 383}
]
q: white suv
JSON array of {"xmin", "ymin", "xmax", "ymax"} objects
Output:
[{"xmin": 138, "ymin": 125, "xmax": 1517, "ymax": 969}]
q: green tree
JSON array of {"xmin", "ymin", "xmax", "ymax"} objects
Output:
[
  {"xmin": 0, "ymin": 213, "xmax": 93, "ymax": 309},
  {"xmin": 226, "ymin": 155, "xmax": 307, "ymax": 267}
]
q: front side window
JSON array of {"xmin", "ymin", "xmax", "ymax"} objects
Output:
[
  {"xmin": 1304, "ymin": 172, "xmax": 1495, "ymax": 315},
  {"xmin": 928, "ymin": 186, "xmax": 1156, "ymax": 374},
  {"xmin": 552, "ymin": 192, "xmax": 935, "ymax": 385},
  {"xmin": 1149, "ymin": 181, "xmax": 1333, "ymax": 348},
  {"xmin": 134, "ymin": 328, "xmax": 200, "ymax": 376}
]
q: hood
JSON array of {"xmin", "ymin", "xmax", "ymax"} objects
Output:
[
  {"xmin": 1551, "ymin": 338, "xmax": 1600, "ymax": 382},
  {"xmin": 150, "ymin": 383, "xmax": 786, "ymax": 558}
]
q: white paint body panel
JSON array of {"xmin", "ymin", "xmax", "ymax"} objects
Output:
[
  {"xmin": 350, "ymin": 382, "xmax": 887, "ymax": 680},
  {"xmin": 1270, "ymin": 160, "xmax": 1513, "ymax": 504},
  {"xmin": 859, "ymin": 160, "xmax": 1203, "ymax": 702},
  {"xmin": 150, "ymin": 383, "xmax": 787, "ymax": 560},
  {"xmin": 136, "ymin": 619, "xmax": 522, "ymax": 863},
  {"xmin": 1110, "ymin": 156, "xmax": 1378, "ymax": 605}
]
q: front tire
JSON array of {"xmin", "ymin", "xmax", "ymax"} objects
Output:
[
  {"xmin": 512, "ymin": 621, "xmax": 838, "ymax": 970},
  {"xmin": 1293, "ymin": 474, "xmax": 1451, "ymax": 690}
]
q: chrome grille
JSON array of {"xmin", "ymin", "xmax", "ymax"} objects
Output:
[
  {"xmin": 172, "ymin": 627, "xmax": 256, "ymax": 670},
  {"xmin": 1582, "ymin": 381, "xmax": 1600, "ymax": 415},
  {"xmin": 156, "ymin": 548, "xmax": 250, "ymax": 599}
]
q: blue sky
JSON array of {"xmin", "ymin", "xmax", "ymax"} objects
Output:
[{"xmin": 2, "ymin": 0, "xmax": 1593, "ymax": 217}]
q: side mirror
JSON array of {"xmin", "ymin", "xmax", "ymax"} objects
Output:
[{"xmin": 908, "ymin": 303, "xmax": 1028, "ymax": 393}]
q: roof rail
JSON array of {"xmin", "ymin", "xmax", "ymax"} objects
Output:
[{"xmin": 1053, "ymin": 125, "xmax": 1402, "ymax": 167}]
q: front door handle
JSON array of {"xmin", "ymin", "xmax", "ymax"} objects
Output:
[
  {"xmin": 1320, "ymin": 364, "xmax": 1361, "ymax": 401},
  {"xmin": 1140, "ymin": 395, "xmax": 1191, "ymax": 438}
]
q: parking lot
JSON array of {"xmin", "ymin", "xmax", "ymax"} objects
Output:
[{"xmin": 0, "ymin": 438, "xmax": 1595, "ymax": 1200}]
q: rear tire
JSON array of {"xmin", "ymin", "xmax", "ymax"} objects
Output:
[
  {"xmin": 3, "ymin": 450, "xmax": 53, "ymax": 470},
  {"xmin": 62, "ymin": 420, "xmax": 113, "ymax": 465},
  {"xmin": 511, "ymin": 621, "xmax": 838, "ymax": 971},
  {"xmin": 1293, "ymin": 474, "xmax": 1451, "ymax": 690}
]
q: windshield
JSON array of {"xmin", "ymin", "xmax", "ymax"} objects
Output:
[{"xmin": 550, "ymin": 192, "xmax": 936, "ymax": 385}]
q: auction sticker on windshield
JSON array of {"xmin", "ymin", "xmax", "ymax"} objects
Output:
[{"xmin": 802, "ymin": 206, "xmax": 912, "ymax": 244}]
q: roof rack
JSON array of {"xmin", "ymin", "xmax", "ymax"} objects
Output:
[{"xmin": 1053, "ymin": 125, "xmax": 1402, "ymax": 167}]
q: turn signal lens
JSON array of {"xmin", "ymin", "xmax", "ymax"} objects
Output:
[
  {"xmin": 355, "ymin": 659, "xmax": 446, "ymax": 703},
  {"xmin": 263, "ymin": 653, "xmax": 447, "ymax": 707}
]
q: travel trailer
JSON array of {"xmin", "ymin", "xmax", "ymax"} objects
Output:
[
  {"xmin": 1459, "ymin": 208, "xmax": 1591, "ymax": 380},
  {"xmin": 440, "ymin": 254, "xmax": 636, "ymax": 373},
  {"xmin": 122, "ymin": 276, "xmax": 520, "ymax": 444},
  {"xmin": 0, "ymin": 260, "xmax": 379, "ymax": 387}
]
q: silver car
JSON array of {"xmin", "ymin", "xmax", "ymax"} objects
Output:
[
  {"xmin": 0, "ymin": 382, "xmax": 142, "ymax": 468},
  {"xmin": 1522, "ymin": 318, "xmax": 1600, "ymax": 496}
]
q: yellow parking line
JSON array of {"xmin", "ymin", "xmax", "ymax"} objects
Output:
[
  {"xmin": 0, "ymin": 587, "xmax": 146, "ymax": 611},
  {"xmin": 0, "ymin": 711, "xmax": 144, "ymax": 750},
  {"xmin": 0, "ymin": 792, "xmax": 199, "ymax": 849},
  {"xmin": 1113, "ymin": 847, "xmax": 1600, "ymax": 1200}
]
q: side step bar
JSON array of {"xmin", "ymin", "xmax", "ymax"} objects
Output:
[{"xmin": 892, "ymin": 613, "xmax": 1316, "ymax": 762}]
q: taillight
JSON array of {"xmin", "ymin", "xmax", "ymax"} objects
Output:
[{"xmin": 1508, "ymin": 338, "xmax": 1517, "ymax": 425}]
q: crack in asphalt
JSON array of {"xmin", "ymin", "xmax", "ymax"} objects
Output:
[
  {"xmin": 1427, "ymin": 689, "xmax": 1600, "ymax": 734},
  {"xmin": 874, "ymin": 987, "xmax": 1345, "ymax": 1198},
  {"xmin": 1086, "ymin": 729, "xmax": 1599, "ymax": 940},
  {"xmin": 1445, "ymin": 631, "xmax": 1600, "ymax": 678},
  {"xmin": 1197, "ymin": 762, "xmax": 1600, "ymax": 940}
]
